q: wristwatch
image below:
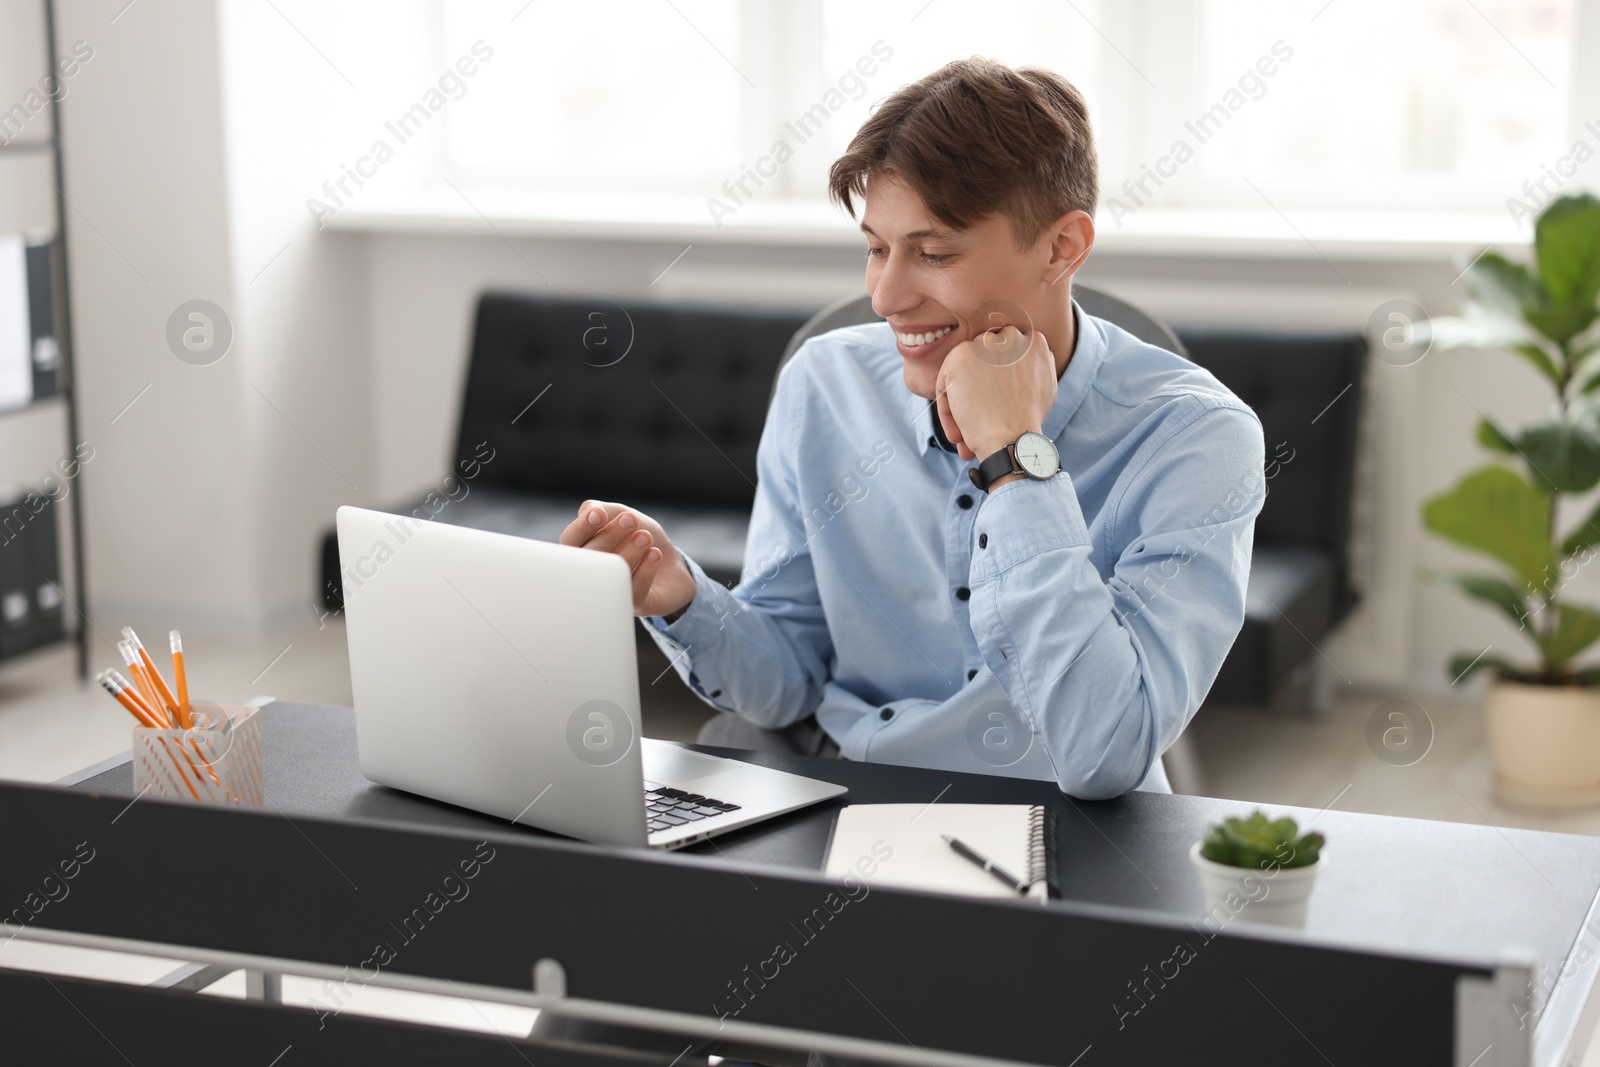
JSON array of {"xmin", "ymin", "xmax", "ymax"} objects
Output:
[{"xmin": 968, "ymin": 431, "xmax": 1060, "ymax": 491}]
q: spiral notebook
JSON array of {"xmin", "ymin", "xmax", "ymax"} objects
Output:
[{"xmin": 823, "ymin": 803, "xmax": 1058, "ymax": 903}]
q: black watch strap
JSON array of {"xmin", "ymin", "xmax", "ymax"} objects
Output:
[{"xmin": 968, "ymin": 445, "xmax": 1018, "ymax": 492}]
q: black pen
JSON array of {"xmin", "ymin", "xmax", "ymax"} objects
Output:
[{"xmin": 942, "ymin": 834, "xmax": 1029, "ymax": 895}]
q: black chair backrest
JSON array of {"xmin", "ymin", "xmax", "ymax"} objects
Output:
[
  {"xmin": 1174, "ymin": 327, "xmax": 1368, "ymax": 615},
  {"xmin": 1074, "ymin": 284, "xmax": 1188, "ymax": 356},
  {"xmin": 454, "ymin": 293, "xmax": 810, "ymax": 509}
]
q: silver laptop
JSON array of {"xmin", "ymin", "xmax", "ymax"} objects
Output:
[{"xmin": 336, "ymin": 505, "xmax": 846, "ymax": 849}]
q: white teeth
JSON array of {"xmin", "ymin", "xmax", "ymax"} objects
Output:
[{"xmin": 896, "ymin": 325, "xmax": 954, "ymax": 347}]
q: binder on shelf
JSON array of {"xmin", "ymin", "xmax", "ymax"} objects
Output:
[
  {"xmin": 0, "ymin": 236, "xmax": 31, "ymax": 412},
  {"xmin": 0, "ymin": 493, "xmax": 37, "ymax": 660},
  {"xmin": 28, "ymin": 497, "xmax": 63, "ymax": 648},
  {"xmin": 26, "ymin": 241, "xmax": 57, "ymax": 401}
]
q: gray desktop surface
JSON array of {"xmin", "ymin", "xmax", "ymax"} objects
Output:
[{"xmin": 72, "ymin": 700, "xmax": 1600, "ymax": 989}]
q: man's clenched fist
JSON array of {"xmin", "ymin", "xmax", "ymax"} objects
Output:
[{"xmin": 934, "ymin": 325, "xmax": 1060, "ymax": 464}]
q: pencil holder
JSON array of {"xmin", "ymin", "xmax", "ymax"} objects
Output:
[{"xmin": 132, "ymin": 704, "xmax": 264, "ymax": 807}]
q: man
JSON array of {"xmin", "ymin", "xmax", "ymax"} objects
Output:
[{"xmin": 560, "ymin": 57, "xmax": 1265, "ymax": 800}]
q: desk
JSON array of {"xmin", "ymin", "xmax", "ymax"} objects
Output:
[{"xmin": 7, "ymin": 699, "xmax": 1600, "ymax": 1066}]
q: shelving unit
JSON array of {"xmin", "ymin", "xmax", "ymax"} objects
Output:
[{"xmin": 0, "ymin": 0, "xmax": 89, "ymax": 679}]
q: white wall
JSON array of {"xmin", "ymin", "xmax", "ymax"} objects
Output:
[
  {"xmin": 55, "ymin": 0, "xmax": 261, "ymax": 633},
  {"xmin": 215, "ymin": 0, "xmax": 381, "ymax": 631},
  {"xmin": 52, "ymin": 0, "xmax": 374, "ymax": 636}
]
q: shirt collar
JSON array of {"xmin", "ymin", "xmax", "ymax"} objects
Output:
[{"xmin": 913, "ymin": 300, "xmax": 1104, "ymax": 457}]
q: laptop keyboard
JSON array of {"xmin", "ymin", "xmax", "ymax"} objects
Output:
[{"xmin": 645, "ymin": 786, "xmax": 741, "ymax": 833}]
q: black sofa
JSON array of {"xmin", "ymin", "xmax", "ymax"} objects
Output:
[
  {"xmin": 319, "ymin": 293, "xmax": 809, "ymax": 608},
  {"xmin": 1178, "ymin": 329, "xmax": 1365, "ymax": 705},
  {"xmin": 320, "ymin": 293, "xmax": 1365, "ymax": 710}
]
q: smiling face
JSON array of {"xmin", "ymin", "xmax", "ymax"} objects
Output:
[{"xmin": 861, "ymin": 174, "xmax": 1071, "ymax": 400}]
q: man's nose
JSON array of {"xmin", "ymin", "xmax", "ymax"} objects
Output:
[{"xmin": 869, "ymin": 251, "xmax": 919, "ymax": 321}]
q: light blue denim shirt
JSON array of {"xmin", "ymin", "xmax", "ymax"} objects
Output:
[{"xmin": 646, "ymin": 304, "xmax": 1266, "ymax": 799}]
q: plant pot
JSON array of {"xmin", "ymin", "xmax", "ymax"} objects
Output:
[
  {"xmin": 1485, "ymin": 678, "xmax": 1600, "ymax": 807},
  {"xmin": 1188, "ymin": 842, "xmax": 1320, "ymax": 928}
]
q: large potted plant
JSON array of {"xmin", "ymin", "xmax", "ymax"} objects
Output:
[{"xmin": 1423, "ymin": 193, "xmax": 1600, "ymax": 806}]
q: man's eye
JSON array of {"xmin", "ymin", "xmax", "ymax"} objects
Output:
[
  {"xmin": 865, "ymin": 247, "xmax": 888, "ymax": 259},
  {"xmin": 920, "ymin": 251, "xmax": 950, "ymax": 264}
]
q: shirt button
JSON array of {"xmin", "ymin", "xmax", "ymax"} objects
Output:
[
  {"xmin": 978, "ymin": 533, "xmax": 988, "ymax": 549},
  {"xmin": 709, "ymin": 690, "xmax": 722, "ymax": 698},
  {"xmin": 967, "ymin": 669, "xmax": 977, "ymax": 681},
  {"xmin": 957, "ymin": 494, "xmax": 973, "ymax": 509},
  {"xmin": 956, "ymin": 587, "xmax": 970, "ymax": 601},
  {"xmin": 927, "ymin": 435, "xmax": 938, "ymax": 449},
  {"xmin": 880, "ymin": 707, "xmax": 894, "ymax": 721}
]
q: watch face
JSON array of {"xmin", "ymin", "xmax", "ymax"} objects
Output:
[{"xmin": 1014, "ymin": 432, "xmax": 1059, "ymax": 478}]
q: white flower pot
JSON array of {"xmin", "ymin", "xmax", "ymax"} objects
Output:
[
  {"xmin": 1485, "ymin": 678, "xmax": 1600, "ymax": 807},
  {"xmin": 1188, "ymin": 841, "xmax": 1320, "ymax": 928}
]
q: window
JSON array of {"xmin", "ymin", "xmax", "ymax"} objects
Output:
[
  {"xmin": 430, "ymin": 0, "xmax": 1589, "ymax": 219},
  {"xmin": 442, "ymin": 0, "xmax": 746, "ymax": 193},
  {"xmin": 806, "ymin": 0, "xmax": 1107, "ymax": 196},
  {"xmin": 1176, "ymin": 0, "xmax": 1579, "ymax": 209}
]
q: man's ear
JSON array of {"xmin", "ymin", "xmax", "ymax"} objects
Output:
[{"xmin": 1043, "ymin": 210, "xmax": 1094, "ymax": 286}]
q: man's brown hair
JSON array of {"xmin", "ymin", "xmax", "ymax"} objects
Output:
[{"xmin": 828, "ymin": 57, "xmax": 1098, "ymax": 247}]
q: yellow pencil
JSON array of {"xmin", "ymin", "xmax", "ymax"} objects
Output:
[
  {"xmin": 108, "ymin": 666, "xmax": 166, "ymax": 728},
  {"xmin": 117, "ymin": 641, "xmax": 166, "ymax": 725},
  {"xmin": 170, "ymin": 630, "xmax": 191, "ymax": 723},
  {"xmin": 97, "ymin": 670, "xmax": 162, "ymax": 729},
  {"xmin": 124, "ymin": 627, "xmax": 184, "ymax": 728}
]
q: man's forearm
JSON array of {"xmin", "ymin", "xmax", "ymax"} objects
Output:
[{"xmin": 644, "ymin": 553, "xmax": 833, "ymax": 728}]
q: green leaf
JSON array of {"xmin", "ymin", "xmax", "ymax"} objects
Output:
[
  {"xmin": 1525, "ymin": 304, "xmax": 1600, "ymax": 348},
  {"xmin": 1561, "ymin": 497, "xmax": 1600, "ymax": 559},
  {"xmin": 1281, "ymin": 832, "xmax": 1323, "ymax": 869},
  {"xmin": 1570, "ymin": 340, "xmax": 1600, "ymax": 372},
  {"xmin": 1544, "ymin": 603, "xmax": 1600, "ymax": 666},
  {"xmin": 1200, "ymin": 811, "xmax": 1323, "ymax": 869},
  {"xmin": 1517, "ymin": 423, "xmax": 1600, "ymax": 493},
  {"xmin": 1510, "ymin": 342, "xmax": 1563, "ymax": 388},
  {"xmin": 1447, "ymin": 652, "xmax": 1522, "ymax": 684},
  {"xmin": 1422, "ymin": 466, "xmax": 1555, "ymax": 592},
  {"xmin": 1425, "ymin": 570, "xmax": 1532, "ymax": 631},
  {"xmin": 1535, "ymin": 194, "xmax": 1600, "ymax": 308},
  {"xmin": 1466, "ymin": 252, "xmax": 1546, "ymax": 321},
  {"xmin": 1478, "ymin": 418, "xmax": 1519, "ymax": 454}
]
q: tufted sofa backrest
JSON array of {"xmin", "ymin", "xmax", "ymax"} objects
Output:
[
  {"xmin": 1174, "ymin": 327, "xmax": 1368, "ymax": 615},
  {"xmin": 454, "ymin": 293, "xmax": 812, "ymax": 509}
]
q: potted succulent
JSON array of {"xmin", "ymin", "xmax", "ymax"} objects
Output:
[
  {"xmin": 1422, "ymin": 193, "xmax": 1600, "ymax": 806},
  {"xmin": 1188, "ymin": 810, "xmax": 1324, "ymax": 927}
]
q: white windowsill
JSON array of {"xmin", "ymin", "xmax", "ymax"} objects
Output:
[{"xmin": 319, "ymin": 187, "xmax": 1529, "ymax": 263}]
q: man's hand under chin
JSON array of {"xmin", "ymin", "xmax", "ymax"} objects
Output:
[{"xmin": 933, "ymin": 325, "xmax": 1062, "ymax": 479}]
